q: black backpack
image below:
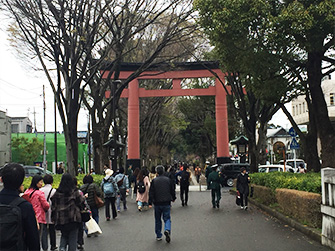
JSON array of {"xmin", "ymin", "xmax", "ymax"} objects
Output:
[
  {"xmin": 180, "ymin": 171, "xmax": 189, "ymax": 185},
  {"xmin": 137, "ymin": 180, "xmax": 146, "ymax": 194},
  {"xmin": 0, "ymin": 197, "xmax": 25, "ymax": 250}
]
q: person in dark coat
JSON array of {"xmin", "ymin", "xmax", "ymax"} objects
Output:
[
  {"xmin": 208, "ymin": 164, "xmax": 221, "ymax": 208},
  {"xmin": 0, "ymin": 163, "xmax": 40, "ymax": 251},
  {"xmin": 205, "ymin": 162, "xmax": 212, "ymax": 190},
  {"xmin": 80, "ymin": 175, "xmax": 103, "ymax": 224},
  {"xmin": 236, "ymin": 167, "xmax": 250, "ymax": 210},
  {"xmin": 149, "ymin": 165, "xmax": 176, "ymax": 243},
  {"xmin": 177, "ymin": 164, "xmax": 190, "ymax": 206},
  {"xmin": 51, "ymin": 174, "xmax": 85, "ymax": 251}
]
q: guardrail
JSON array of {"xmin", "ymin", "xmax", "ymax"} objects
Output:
[{"xmin": 321, "ymin": 168, "xmax": 335, "ymax": 250}]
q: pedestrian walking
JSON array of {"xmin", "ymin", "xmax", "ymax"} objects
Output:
[
  {"xmin": 178, "ymin": 164, "xmax": 190, "ymax": 206},
  {"xmin": 56, "ymin": 163, "xmax": 64, "ymax": 174},
  {"xmin": 149, "ymin": 165, "xmax": 176, "ymax": 243},
  {"xmin": 136, "ymin": 168, "xmax": 150, "ymax": 211},
  {"xmin": 236, "ymin": 167, "xmax": 250, "ymax": 210},
  {"xmin": 51, "ymin": 174, "xmax": 85, "ymax": 251},
  {"xmin": 22, "ymin": 175, "xmax": 50, "ymax": 236},
  {"xmin": 73, "ymin": 177, "xmax": 88, "ymax": 250},
  {"xmin": 195, "ymin": 165, "xmax": 201, "ymax": 184},
  {"xmin": 101, "ymin": 169, "xmax": 118, "ymax": 220},
  {"xmin": 40, "ymin": 174, "xmax": 57, "ymax": 251},
  {"xmin": 0, "ymin": 163, "xmax": 40, "ymax": 250},
  {"xmin": 205, "ymin": 161, "xmax": 212, "ymax": 190},
  {"xmin": 80, "ymin": 175, "xmax": 103, "ymax": 224},
  {"xmin": 149, "ymin": 166, "xmax": 157, "ymax": 182},
  {"xmin": 115, "ymin": 167, "xmax": 129, "ymax": 212},
  {"xmin": 208, "ymin": 165, "xmax": 221, "ymax": 209}
]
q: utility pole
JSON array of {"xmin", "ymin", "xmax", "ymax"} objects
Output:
[
  {"xmin": 33, "ymin": 107, "xmax": 37, "ymax": 137},
  {"xmin": 54, "ymin": 94, "xmax": 57, "ymax": 172},
  {"xmin": 43, "ymin": 85, "xmax": 47, "ymax": 172}
]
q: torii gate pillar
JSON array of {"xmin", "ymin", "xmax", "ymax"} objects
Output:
[
  {"xmin": 215, "ymin": 78, "xmax": 230, "ymax": 164},
  {"xmin": 127, "ymin": 80, "xmax": 141, "ymax": 169}
]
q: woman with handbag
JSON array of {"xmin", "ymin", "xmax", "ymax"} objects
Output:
[
  {"xmin": 80, "ymin": 175, "xmax": 104, "ymax": 225},
  {"xmin": 51, "ymin": 174, "xmax": 85, "ymax": 251}
]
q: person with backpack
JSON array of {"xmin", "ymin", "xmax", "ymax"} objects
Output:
[
  {"xmin": 51, "ymin": 174, "xmax": 85, "ymax": 251},
  {"xmin": 178, "ymin": 164, "xmax": 191, "ymax": 207},
  {"xmin": 0, "ymin": 163, "xmax": 40, "ymax": 250},
  {"xmin": 80, "ymin": 175, "xmax": 103, "ymax": 225},
  {"xmin": 40, "ymin": 174, "xmax": 57, "ymax": 251},
  {"xmin": 101, "ymin": 169, "xmax": 118, "ymax": 220},
  {"xmin": 136, "ymin": 168, "xmax": 150, "ymax": 211},
  {"xmin": 22, "ymin": 175, "xmax": 50, "ymax": 236},
  {"xmin": 115, "ymin": 167, "xmax": 129, "ymax": 212}
]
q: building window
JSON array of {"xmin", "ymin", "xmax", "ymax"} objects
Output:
[
  {"xmin": 299, "ymin": 104, "xmax": 302, "ymax": 114},
  {"xmin": 293, "ymin": 106, "xmax": 295, "ymax": 116},
  {"xmin": 330, "ymin": 93, "xmax": 334, "ymax": 106},
  {"xmin": 302, "ymin": 102, "xmax": 305, "ymax": 113}
]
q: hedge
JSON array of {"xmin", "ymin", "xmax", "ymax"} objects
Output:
[
  {"xmin": 275, "ymin": 188, "xmax": 322, "ymax": 228},
  {"xmin": 22, "ymin": 174, "xmax": 104, "ymax": 190},
  {"xmin": 249, "ymin": 172, "xmax": 321, "ymax": 194}
]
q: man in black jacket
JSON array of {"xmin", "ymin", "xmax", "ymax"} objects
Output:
[
  {"xmin": 149, "ymin": 165, "xmax": 176, "ymax": 243},
  {"xmin": 0, "ymin": 163, "xmax": 40, "ymax": 250}
]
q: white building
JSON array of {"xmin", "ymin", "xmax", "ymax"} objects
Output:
[
  {"xmin": 0, "ymin": 110, "xmax": 11, "ymax": 165},
  {"xmin": 292, "ymin": 78, "xmax": 335, "ymax": 125},
  {"xmin": 266, "ymin": 127, "xmax": 292, "ymax": 164},
  {"xmin": 291, "ymin": 77, "xmax": 335, "ymax": 155},
  {"xmin": 11, "ymin": 117, "xmax": 33, "ymax": 133}
]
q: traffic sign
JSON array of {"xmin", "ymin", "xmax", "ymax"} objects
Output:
[
  {"xmin": 290, "ymin": 138, "xmax": 300, "ymax": 150},
  {"xmin": 289, "ymin": 127, "xmax": 297, "ymax": 137}
]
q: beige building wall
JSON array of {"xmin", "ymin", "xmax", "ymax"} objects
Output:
[{"xmin": 0, "ymin": 110, "xmax": 11, "ymax": 166}]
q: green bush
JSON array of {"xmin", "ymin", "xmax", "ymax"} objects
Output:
[
  {"xmin": 22, "ymin": 174, "xmax": 104, "ymax": 190},
  {"xmin": 249, "ymin": 172, "xmax": 321, "ymax": 194}
]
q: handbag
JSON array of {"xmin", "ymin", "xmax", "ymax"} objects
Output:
[
  {"xmin": 94, "ymin": 191, "xmax": 104, "ymax": 208},
  {"xmin": 81, "ymin": 209, "xmax": 91, "ymax": 223},
  {"xmin": 236, "ymin": 191, "xmax": 241, "ymax": 206},
  {"xmin": 85, "ymin": 217, "xmax": 102, "ymax": 235}
]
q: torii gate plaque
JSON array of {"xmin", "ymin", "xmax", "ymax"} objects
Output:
[{"xmin": 104, "ymin": 62, "xmax": 230, "ymax": 168}]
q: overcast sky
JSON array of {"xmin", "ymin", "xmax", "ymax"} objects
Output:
[{"xmin": 0, "ymin": 17, "xmax": 291, "ymax": 133}]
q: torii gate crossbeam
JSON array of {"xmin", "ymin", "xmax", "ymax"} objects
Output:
[{"xmin": 104, "ymin": 62, "xmax": 230, "ymax": 168}]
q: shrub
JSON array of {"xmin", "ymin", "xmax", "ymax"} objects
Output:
[
  {"xmin": 22, "ymin": 174, "xmax": 104, "ymax": 190},
  {"xmin": 276, "ymin": 188, "xmax": 322, "ymax": 228},
  {"xmin": 249, "ymin": 172, "xmax": 321, "ymax": 194},
  {"xmin": 251, "ymin": 184, "xmax": 276, "ymax": 206}
]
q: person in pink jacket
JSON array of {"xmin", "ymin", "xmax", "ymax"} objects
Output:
[
  {"xmin": 136, "ymin": 168, "xmax": 150, "ymax": 211},
  {"xmin": 23, "ymin": 175, "xmax": 50, "ymax": 237}
]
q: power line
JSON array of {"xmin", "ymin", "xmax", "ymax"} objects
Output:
[{"xmin": 0, "ymin": 77, "xmax": 42, "ymax": 95}]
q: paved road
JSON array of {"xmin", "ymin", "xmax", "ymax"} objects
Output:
[{"xmin": 80, "ymin": 187, "xmax": 330, "ymax": 251}]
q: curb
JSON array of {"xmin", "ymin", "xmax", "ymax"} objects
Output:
[{"xmin": 230, "ymin": 190, "xmax": 321, "ymax": 243}]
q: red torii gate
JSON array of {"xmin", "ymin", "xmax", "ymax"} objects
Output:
[{"xmin": 104, "ymin": 62, "xmax": 230, "ymax": 168}]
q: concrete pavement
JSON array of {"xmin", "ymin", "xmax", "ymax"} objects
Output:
[{"xmin": 76, "ymin": 186, "xmax": 331, "ymax": 251}]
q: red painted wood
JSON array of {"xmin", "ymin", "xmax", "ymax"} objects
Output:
[
  {"xmin": 104, "ymin": 67, "xmax": 230, "ymax": 161},
  {"xmin": 215, "ymin": 78, "xmax": 229, "ymax": 157},
  {"xmin": 127, "ymin": 80, "xmax": 140, "ymax": 159}
]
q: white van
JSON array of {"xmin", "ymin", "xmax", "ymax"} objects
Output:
[
  {"xmin": 258, "ymin": 164, "xmax": 294, "ymax": 173},
  {"xmin": 279, "ymin": 159, "xmax": 306, "ymax": 173}
]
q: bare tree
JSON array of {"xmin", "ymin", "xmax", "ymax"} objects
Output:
[{"xmin": 1, "ymin": 0, "xmax": 197, "ymax": 174}]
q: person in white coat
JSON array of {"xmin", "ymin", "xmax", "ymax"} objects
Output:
[{"xmin": 40, "ymin": 174, "xmax": 57, "ymax": 251}]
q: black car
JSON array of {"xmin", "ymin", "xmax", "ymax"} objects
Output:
[
  {"xmin": 23, "ymin": 165, "xmax": 54, "ymax": 177},
  {"xmin": 219, "ymin": 163, "xmax": 250, "ymax": 187}
]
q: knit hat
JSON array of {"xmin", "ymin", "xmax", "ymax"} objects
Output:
[{"xmin": 105, "ymin": 169, "xmax": 113, "ymax": 176}]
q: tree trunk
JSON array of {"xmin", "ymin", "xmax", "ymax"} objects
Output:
[
  {"xmin": 256, "ymin": 123, "xmax": 268, "ymax": 165},
  {"xmin": 91, "ymin": 127, "xmax": 110, "ymax": 174},
  {"xmin": 307, "ymin": 50, "xmax": 335, "ymax": 168},
  {"xmin": 63, "ymin": 121, "xmax": 78, "ymax": 177}
]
